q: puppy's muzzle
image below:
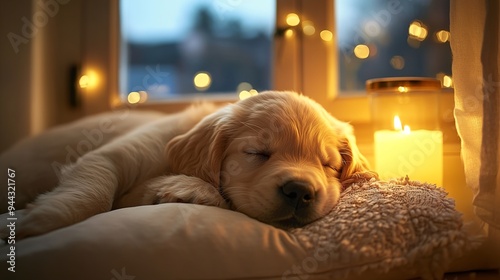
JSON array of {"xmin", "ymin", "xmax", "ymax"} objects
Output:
[{"xmin": 280, "ymin": 180, "xmax": 315, "ymax": 210}]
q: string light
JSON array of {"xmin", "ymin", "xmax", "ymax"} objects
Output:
[
  {"xmin": 127, "ymin": 91, "xmax": 141, "ymax": 104},
  {"xmin": 320, "ymin": 30, "xmax": 333, "ymax": 42},
  {"xmin": 193, "ymin": 72, "xmax": 211, "ymax": 91},
  {"xmin": 435, "ymin": 30, "xmax": 450, "ymax": 43},
  {"xmin": 443, "ymin": 75, "xmax": 453, "ymax": 88},
  {"xmin": 239, "ymin": 89, "xmax": 258, "ymax": 100},
  {"xmin": 408, "ymin": 20, "xmax": 428, "ymax": 41},
  {"xmin": 354, "ymin": 44, "xmax": 370, "ymax": 59},
  {"xmin": 79, "ymin": 75, "xmax": 90, "ymax": 88},
  {"xmin": 78, "ymin": 70, "xmax": 99, "ymax": 89},
  {"xmin": 286, "ymin": 13, "xmax": 300, "ymax": 27}
]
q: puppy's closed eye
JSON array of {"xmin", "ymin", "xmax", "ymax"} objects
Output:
[
  {"xmin": 244, "ymin": 150, "xmax": 271, "ymax": 162},
  {"xmin": 322, "ymin": 163, "xmax": 340, "ymax": 173}
]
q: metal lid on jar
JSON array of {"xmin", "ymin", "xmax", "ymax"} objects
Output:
[{"xmin": 366, "ymin": 77, "xmax": 441, "ymax": 93}]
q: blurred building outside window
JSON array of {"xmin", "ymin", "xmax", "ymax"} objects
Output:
[
  {"xmin": 119, "ymin": 0, "xmax": 452, "ymax": 103},
  {"xmin": 120, "ymin": 0, "xmax": 276, "ymax": 103}
]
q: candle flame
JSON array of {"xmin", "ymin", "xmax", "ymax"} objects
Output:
[
  {"xmin": 393, "ymin": 116, "xmax": 403, "ymax": 131},
  {"xmin": 403, "ymin": 125, "xmax": 411, "ymax": 134}
]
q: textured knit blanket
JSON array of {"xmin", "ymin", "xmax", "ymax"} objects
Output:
[{"xmin": 291, "ymin": 178, "xmax": 484, "ymax": 280}]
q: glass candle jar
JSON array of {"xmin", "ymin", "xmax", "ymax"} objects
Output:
[{"xmin": 366, "ymin": 77, "xmax": 443, "ymax": 186}]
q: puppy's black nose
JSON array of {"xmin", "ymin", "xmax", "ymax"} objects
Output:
[{"xmin": 281, "ymin": 181, "xmax": 315, "ymax": 209}]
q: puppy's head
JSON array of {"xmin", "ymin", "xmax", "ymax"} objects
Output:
[{"xmin": 166, "ymin": 91, "xmax": 376, "ymax": 227}]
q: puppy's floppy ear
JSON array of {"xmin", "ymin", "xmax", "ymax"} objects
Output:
[
  {"xmin": 165, "ymin": 106, "xmax": 233, "ymax": 187},
  {"xmin": 332, "ymin": 119, "xmax": 378, "ymax": 187}
]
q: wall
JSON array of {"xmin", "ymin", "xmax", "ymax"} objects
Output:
[
  {"xmin": 0, "ymin": 0, "xmax": 34, "ymax": 153},
  {"xmin": 0, "ymin": 0, "xmax": 84, "ymax": 153}
]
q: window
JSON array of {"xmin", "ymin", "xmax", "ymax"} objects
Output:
[
  {"xmin": 81, "ymin": 0, "xmax": 453, "ymax": 124},
  {"xmin": 119, "ymin": 0, "xmax": 276, "ymax": 102},
  {"xmin": 335, "ymin": 0, "xmax": 452, "ymax": 94}
]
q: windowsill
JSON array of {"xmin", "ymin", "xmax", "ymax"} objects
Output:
[{"xmin": 112, "ymin": 94, "xmax": 239, "ymax": 113}]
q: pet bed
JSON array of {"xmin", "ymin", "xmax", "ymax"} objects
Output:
[{"xmin": 0, "ymin": 178, "xmax": 483, "ymax": 280}]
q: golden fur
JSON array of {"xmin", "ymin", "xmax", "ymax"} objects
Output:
[{"xmin": 0, "ymin": 91, "xmax": 376, "ymax": 239}]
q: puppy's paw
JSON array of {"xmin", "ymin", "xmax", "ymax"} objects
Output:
[
  {"xmin": 12, "ymin": 207, "xmax": 67, "ymax": 240},
  {"xmin": 144, "ymin": 175, "xmax": 229, "ymax": 209}
]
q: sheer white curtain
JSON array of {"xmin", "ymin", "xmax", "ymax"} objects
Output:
[{"xmin": 451, "ymin": 0, "xmax": 500, "ymax": 247}]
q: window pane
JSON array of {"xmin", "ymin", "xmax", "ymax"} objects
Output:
[
  {"xmin": 335, "ymin": 0, "xmax": 452, "ymax": 93},
  {"xmin": 120, "ymin": 0, "xmax": 276, "ymax": 102}
]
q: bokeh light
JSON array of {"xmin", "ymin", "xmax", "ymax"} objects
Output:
[
  {"xmin": 435, "ymin": 30, "xmax": 450, "ymax": 43},
  {"xmin": 320, "ymin": 30, "xmax": 333, "ymax": 42},
  {"xmin": 408, "ymin": 20, "xmax": 428, "ymax": 41},
  {"xmin": 443, "ymin": 75, "xmax": 453, "ymax": 88},
  {"xmin": 397, "ymin": 86, "xmax": 408, "ymax": 93},
  {"xmin": 239, "ymin": 89, "xmax": 258, "ymax": 100},
  {"xmin": 354, "ymin": 44, "xmax": 370, "ymax": 59},
  {"xmin": 193, "ymin": 72, "xmax": 211, "ymax": 91},
  {"xmin": 79, "ymin": 75, "xmax": 90, "ymax": 89},
  {"xmin": 286, "ymin": 13, "xmax": 300, "ymax": 27},
  {"xmin": 390, "ymin": 56, "xmax": 405, "ymax": 70},
  {"xmin": 127, "ymin": 91, "xmax": 141, "ymax": 104},
  {"xmin": 302, "ymin": 20, "xmax": 315, "ymax": 36},
  {"xmin": 78, "ymin": 70, "xmax": 99, "ymax": 89}
]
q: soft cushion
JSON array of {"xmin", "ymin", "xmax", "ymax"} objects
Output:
[{"xmin": 0, "ymin": 179, "xmax": 482, "ymax": 280}]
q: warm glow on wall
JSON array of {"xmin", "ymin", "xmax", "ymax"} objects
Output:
[
  {"xmin": 193, "ymin": 72, "xmax": 211, "ymax": 91},
  {"xmin": 79, "ymin": 75, "xmax": 90, "ymax": 88},
  {"xmin": 286, "ymin": 13, "xmax": 300, "ymax": 27},
  {"xmin": 78, "ymin": 70, "xmax": 99, "ymax": 89}
]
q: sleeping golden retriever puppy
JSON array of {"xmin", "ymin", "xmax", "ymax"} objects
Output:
[{"xmin": 0, "ymin": 91, "xmax": 376, "ymax": 239}]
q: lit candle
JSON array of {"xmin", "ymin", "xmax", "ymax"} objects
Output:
[{"xmin": 374, "ymin": 116, "xmax": 443, "ymax": 185}]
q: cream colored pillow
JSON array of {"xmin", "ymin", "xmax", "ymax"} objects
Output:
[{"xmin": 0, "ymin": 179, "xmax": 481, "ymax": 280}]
